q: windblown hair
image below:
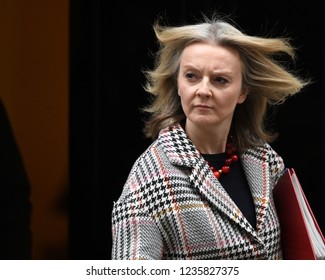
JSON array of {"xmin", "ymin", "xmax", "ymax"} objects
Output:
[{"xmin": 142, "ymin": 15, "xmax": 310, "ymax": 151}]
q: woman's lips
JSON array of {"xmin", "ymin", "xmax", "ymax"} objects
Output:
[{"xmin": 195, "ymin": 104, "xmax": 213, "ymax": 109}]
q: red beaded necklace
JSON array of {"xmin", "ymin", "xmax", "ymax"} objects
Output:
[{"xmin": 201, "ymin": 137, "xmax": 239, "ymax": 179}]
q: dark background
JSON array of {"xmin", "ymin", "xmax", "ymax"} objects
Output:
[{"xmin": 69, "ymin": 0, "xmax": 324, "ymax": 259}]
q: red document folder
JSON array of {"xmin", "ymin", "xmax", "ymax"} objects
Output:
[{"xmin": 273, "ymin": 168, "xmax": 325, "ymax": 260}]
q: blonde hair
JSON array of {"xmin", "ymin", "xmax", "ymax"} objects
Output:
[{"xmin": 142, "ymin": 16, "xmax": 310, "ymax": 151}]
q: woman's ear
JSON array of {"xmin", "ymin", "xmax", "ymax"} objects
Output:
[{"xmin": 237, "ymin": 88, "xmax": 248, "ymax": 104}]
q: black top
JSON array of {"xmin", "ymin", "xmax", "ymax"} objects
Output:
[{"xmin": 202, "ymin": 153, "xmax": 256, "ymax": 229}]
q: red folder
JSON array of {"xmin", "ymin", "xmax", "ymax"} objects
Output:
[{"xmin": 273, "ymin": 168, "xmax": 325, "ymax": 260}]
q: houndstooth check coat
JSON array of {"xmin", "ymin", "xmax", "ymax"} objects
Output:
[{"xmin": 111, "ymin": 124, "xmax": 285, "ymax": 259}]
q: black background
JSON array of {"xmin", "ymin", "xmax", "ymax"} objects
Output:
[{"xmin": 69, "ymin": 0, "xmax": 324, "ymax": 259}]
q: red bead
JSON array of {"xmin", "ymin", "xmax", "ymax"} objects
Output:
[
  {"xmin": 231, "ymin": 155, "xmax": 238, "ymax": 162},
  {"xmin": 201, "ymin": 138, "xmax": 238, "ymax": 180},
  {"xmin": 225, "ymin": 158, "xmax": 232, "ymax": 166},
  {"xmin": 222, "ymin": 166, "xmax": 230, "ymax": 174},
  {"xmin": 213, "ymin": 170, "xmax": 221, "ymax": 179}
]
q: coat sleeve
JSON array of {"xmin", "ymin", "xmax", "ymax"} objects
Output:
[{"xmin": 111, "ymin": 177, "xmax": 164, "ymax": 260}]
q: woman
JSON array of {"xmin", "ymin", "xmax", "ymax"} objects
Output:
[{"xmin": 111, "ymin": 15, "xmax": 309, "ymax": 259}]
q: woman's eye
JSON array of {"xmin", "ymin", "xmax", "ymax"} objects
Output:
[
  {"xmin": 185, "ymin": 72, "xmax": 196, "ymax": 80},
  {"xmin": 214, "ymin": 77, "xmax": 228, "ymax": 84}
]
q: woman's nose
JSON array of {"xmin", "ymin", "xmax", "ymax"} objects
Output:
[{"xmin": 196, "ymin": 79, "xmax": 212, "ymax": 97}]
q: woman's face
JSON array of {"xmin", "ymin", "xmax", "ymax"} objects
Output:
[{"xmin": 177, "ymin": 42, "xmax": 247, "ymax": 130}]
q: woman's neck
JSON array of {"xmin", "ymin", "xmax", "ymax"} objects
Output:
[{"xmin": 185, "ymin": 121, "xmax": 230, "ymax": 154}]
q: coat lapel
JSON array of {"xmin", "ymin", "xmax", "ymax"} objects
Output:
[
  {"xmin": 240, "ymin": 150, "xmax": 272, "ymax": 232},
  {"xmin": 189, "ymin": 156, "xmax": 258, "ymax": 238},
  {"xmin": 159, "ymin": 125, "xmax": 269, "ymax": 240}
]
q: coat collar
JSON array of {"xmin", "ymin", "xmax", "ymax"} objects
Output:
[
  {"xmin": 158, "ymin": 124, "xmax": 272, "ymax": 240},
  {"xmin": 157, "ymin": 124, "xmax": 200, "ymax": 167}
]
